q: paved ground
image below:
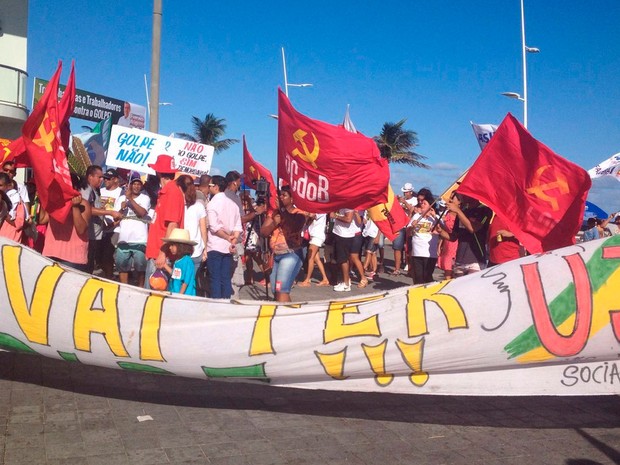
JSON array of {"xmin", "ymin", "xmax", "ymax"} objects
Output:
[
  {"xmin": 1, "ymin": 352, "xmax": 619, "ymax": 465},
  {"xmin": 2, "ymin": 253, "xmax": 619, "ymax": 464}
]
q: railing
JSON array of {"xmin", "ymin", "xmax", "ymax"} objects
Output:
[{"xmin": 0, "ymin": 64, "xmax": 28, "ymax": 110}]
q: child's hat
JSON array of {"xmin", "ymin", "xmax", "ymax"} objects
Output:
[{"xmin": 162, "ymin": 228, "xmax": 197, "ymax": 245}]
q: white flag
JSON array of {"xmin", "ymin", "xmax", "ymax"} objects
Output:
[
  {"xmin": 470, "ymin": 121, "xmax": 498, "ymax": 150},
  {"xmin": 588, "ymin": 153, "xmax": 620, "ymax": 181},
  {"xmin": 342, "ymin": 104, "xmax": 357, "ymax": 133}
]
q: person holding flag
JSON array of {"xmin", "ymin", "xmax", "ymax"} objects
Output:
[
  {"xmin": 260, "ymin": 186, "xmax": 307, "ymax": 302},
  {"xmin": 436, "ymin": 192, "xmax": 492, "ymax": 278}
]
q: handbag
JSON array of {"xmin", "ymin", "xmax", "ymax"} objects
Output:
[
  {"xmin": 269, "ymin": 227, "xmax": 293, "ymax": 255},
  {"xmin": 195, "ymin": 262, "xmax": 210, "ymax": 297}
]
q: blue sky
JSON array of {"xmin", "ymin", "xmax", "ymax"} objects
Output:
[{"xmin": 26, "ymin": 0, "xmax": 620, "ymax": 214}]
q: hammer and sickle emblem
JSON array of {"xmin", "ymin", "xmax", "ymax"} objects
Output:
[
  {"xmin": 291, "ymin": 129, "xmax": 320, "ymax": 168},
  {"xmin": 525, "ymin": 165, "xmax": 570, "ymax": 211}
]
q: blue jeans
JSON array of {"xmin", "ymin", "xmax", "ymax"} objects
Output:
[
  {"xmin": 271, "ymin": 250, "xmax": 303, "ymax": 294},
  {"xmin": 392, "ymin": 228, "xmax": 406, "ymax": 251},
  {"xmin": 207, "ymin": 251, "xmax": 233, "ymax": 299}
]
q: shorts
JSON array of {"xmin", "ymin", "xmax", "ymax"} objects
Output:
[
  {"xmin": 334, "ymin": 235, "xmax": 354, "ymax": 264},
  {"xmin": 271, "ymin": 250, "xmax": 303, "ymax": 294},
  {"xmin": 115, "ymin": 243, "xmax": 147, "ymax": 272},
  {"xmin": 351, "ymin": 234, "xmax": 363, "ymax": 255},
  {"xmin": 453, "ymin": 261, "xmax": 486, "ymax": 278},
  {"xmin": 391, "ymin": 228, "xmax": 406, "ymax": 251},
  {"xmin": 362, "ymin": 235, "xmax": 377, "ymax": 253},
  {"xmin": 309, "ymin": 233, "xmax": 326, "ymax": 248}
]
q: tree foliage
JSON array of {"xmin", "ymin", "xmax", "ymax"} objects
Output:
[
  {"xmin": 177, "ymin": 113, "xmax": 239, "ymax": 153},
  {"xmin": 374, "ymin": 119, "xmax": 429, "ymax": 169}
]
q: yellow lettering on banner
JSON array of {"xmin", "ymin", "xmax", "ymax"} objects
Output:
[
  {"xmin": 2, "ymin": 246, "xmax": 64, "ymax": 345},
  {"xmin": 396, "ymin": 338, "xmax": 429, "ymax": 386},
  {"xmin": 140, "ymin": 294, "xmax": 165, "ymax": 361},
  {"xmin": 315, "ymin": 348, "xmax": 348, "ymax": 380},
  {"xmin": 362, "ymin": 340, "xmax": 394, "ymax": 386},
  {"xmin": 250, "ymin": 305, "xmax": 277, "ymax": 356},
  {"xmin": 73, "ymin": 279, "xmax": 129, "ymax": 357},
  {"xmin": 406, "ymin": 281, "xmax": 467, "ymax": 337},
  {"xmin": 324, "ymin": 296, "xmax": 383, "ymax": 344}
]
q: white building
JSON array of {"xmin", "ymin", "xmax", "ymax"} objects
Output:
[{"xmin": 0, "ymin": 0, "xmax": 28, "ymax": 140}]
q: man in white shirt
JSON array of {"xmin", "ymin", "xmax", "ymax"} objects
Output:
[
  {"xmin": 2, "ymin": 160, "xmax": 30, "ymax": 217},
  {"xmin": 114, "ymin": 174, "xmax": 151, "ymax": 287},
  {"xmin": 100, "ymin": 168, "xmax": 125, "ymax": 279}
]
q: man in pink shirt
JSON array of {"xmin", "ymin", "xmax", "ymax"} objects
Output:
[
  {"xmin": 206, "ymin": 175, "xmax": 242, "ymax": 298},
  {"xmin": 144, "ymin": 155, "xmax": 185, "ymax": 289}
]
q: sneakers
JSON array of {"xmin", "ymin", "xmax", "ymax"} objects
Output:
[{"xmin": 333, "ymin": 282, "xmax": 352, "ymax": 292}]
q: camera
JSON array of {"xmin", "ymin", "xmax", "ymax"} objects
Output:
[{"xmin": 254, "ymin": 178, "xmax": 270, "ymax": 206}]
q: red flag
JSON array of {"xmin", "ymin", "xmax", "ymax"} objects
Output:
[
  {"xmin": 337, "ymin": 106, "xmax": 409, "ymax": 240},
  {"xmin": 0, "ymin": 137, "xmax": 30, "ymax": 168},
  {"xmin": 457, "ymin": 113, "xmax": 591, "ymax": 254},
  {"xmin": 367, "ymin": 185, "xmax": 410, "ymax": 241},
  {"xmin": 277, "ymin": 89, "xmax": 390, "ymax": 212},
  {"xmin": 22, "ymin": 62, "xmax": 78, "ymax": 222},
  {"xmin": 242, "ymin": 135, "xmax": 277, "ymax": 211},
  {"xmin": 58, "ymin": 61, "xmax": 76, "ymax": 152}
]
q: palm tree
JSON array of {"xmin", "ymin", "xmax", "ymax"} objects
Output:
[
  {"xmin": 374, "ymin": 119, "xmax": 429, "ymax": 169},
  {"xmin": 177, "ymin": 113, "xmax": 239, "ymax": 153}
]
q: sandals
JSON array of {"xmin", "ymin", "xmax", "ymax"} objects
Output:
[
  {"xmin": 317, "ymin": 280, "xmax": 331, "ymax": 287},
  {"xmin": 388, "ymin": 269, "xmax": 402, "ymax": 276},
  {"xmin": 357, "ymin": 279, "xmax": 369, "ymax": 289},
  {"xmin": 298, "ymin": 281, "xmax": 311, "ymax": 287}
]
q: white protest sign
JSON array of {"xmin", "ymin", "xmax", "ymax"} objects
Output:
[{"xmin": 107, "ymin": 125, "xmax": 214, "ymax": 176}]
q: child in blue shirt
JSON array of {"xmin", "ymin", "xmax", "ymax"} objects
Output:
[{"xmin": 162, "ymin": 228, "xmax": 197, "ymax": 296}]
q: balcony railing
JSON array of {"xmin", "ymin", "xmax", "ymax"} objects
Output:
[{"xmin": 0, "ymin": 64, "xmax": 28, "ymax": 110}]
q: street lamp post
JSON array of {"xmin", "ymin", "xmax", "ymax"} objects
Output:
[
  {"xmin": 281, "ymin": 47, "xmax": 312, "ymax": 98},
  {"xmin": 149, "ymin": 0, "xmax": 162, "ymax": 133},
  {"xmin": 502, "ymin": 0, "xmax": 539, "ymax": 129},
  {"xmin": 144, "ymin": 74, "xmax": 172, "ymax": 116}
]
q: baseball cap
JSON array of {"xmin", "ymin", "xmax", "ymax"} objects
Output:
[
  {"xmin": 103, "ymin": 168, "xmax": 120, "ymax": 179},
  {"xmin": 147, "ymin": 155, "xmax": 177, "ymax": 174}
]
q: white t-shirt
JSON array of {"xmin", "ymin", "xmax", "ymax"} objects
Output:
[
  {"xmin": 6, "ymin": 188, "xmax": 20, "ymax": 220},
  {"xmin": 101, "ymin": 186, "xmax": 123, "ymax": 233},
  {"xmin": 332, "ymin": 209, "xmax": 361, "ymax": 238},
  {"xmin": 114, "ymin": 193, "xmax": 151, "ymax": 244},
  {"xmin": 409, "ymin": 213, "xmax": 439, "ymax": 258},
  {"xmin": 185, "ymin": 202, "xmax": 207, "ymax": 258},
  {"xmin": 307, "ymin": 213, "xmax": 327, "ymax": 239},
  {"xmin": 362, "ymin": 214, "xmax": 379, "ymax": 238}
]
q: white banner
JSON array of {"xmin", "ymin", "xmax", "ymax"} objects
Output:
[
  {"xmin": 1, "ymin": 236, "xmax": 619, "ymax": 396},
  {"xmin": 106, "ymin": 125, "xmax": 214, "ymax": 176},
  {"xmin": 471, "ymin": 121, "xmax": 498, "ymax": 150},
  {"xmin": 588, "ymin": 152, "xmax": 620, "ymax": 181}
]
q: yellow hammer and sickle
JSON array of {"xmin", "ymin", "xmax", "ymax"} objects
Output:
[
  {"xmin": 291, "ymin": 129, "xmax": 320, "ymax": 168},
  {"xmin": 249, "ymin": 166, "xmax": 256, "ymax": 175},
  {"xmin": 33, "ymin": 125, "xmax": 55, "ymax": 153},
  {"xmin": 525, "ymin": 165, "xmax": 570, "ymax": 211}
]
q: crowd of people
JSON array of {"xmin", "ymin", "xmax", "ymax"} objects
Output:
[{"xmin": 0, "ymin": 156, "xmax": 617, "ymax": 303}]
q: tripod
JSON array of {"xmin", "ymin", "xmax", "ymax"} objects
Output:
[{"xmin": 245, "ymin": 207, "xmax": 271, "ymax": 300}]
